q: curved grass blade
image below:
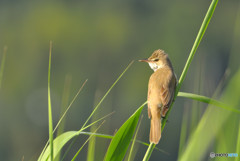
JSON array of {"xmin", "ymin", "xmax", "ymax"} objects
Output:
[
  {"xmin": 82, "ymin": 61, "xmax": 134, "ymax": 129},
  {"xmin": 71, "ymin": 121, "xmax": 105, "ymax": 161},
  {"xmin": 87, "ymin": 123, "xmax": 96, "ymax": 161},
  {"xmin": 0, "ymin": 46, "xmax": 7, "ymax": 89},
  {"xmin": 178, "ymin": 106, "xmax": 189, "ymax": 158},
  {"xmin": 127, "ymin": 115, "xmax": 143, "ymax": 161},
  {"xmin": 48, "ymin": 41, "xmax": 54, "ymax": 161},
  {"xmin": 162, "ymin": 0, "xmax": 219, "ymax": 134},
  {"xmin": 55, "ymin": 75, "xmax": 72, "ymax": 161},
  {"xmin": 179, "ymin": 68, "xmax": 240, "ymax": 161},
  {"xmin": 143, "ymin": 0, "xmax": 219, "ymax": 160},
  {"xmin": 235, "ymin": 121, "xmax": 240, "ymax": 161},
  {"xmin": 38, "ymin": 80, "xmax": 88, "ymax": 161},
  {"xmin": 54, "ymin": 79, "xmax": 88, "ymax": 133},
  {"xmin": 178, "ymin": 92, "xmax": 240, "ymax": 114},
  {"xmin": 40, "ymin": 131, "xmax": 79, "ymax": 161},
  {"xmin": 104, "ymin": 102, "xmax": 146, "ymax": 161},
  {"xmin": 38, "ymin": 111, "xmax": 113, "ymax": 161},
  {"xmin": 176, "ymin": 0, "xmax": 218, "ymax": 92},
  {"xmin": 80, "ymin": 131, "xmax": 168, "ymax": 154},
  {"xmin": 39, "ymin": 48, "xmax": 133, "ymax": 161},
  {"xmin": 59, "ymin": 61, "xmax": 134, "ymax": 159},
  {"xmin": 142, "ymin": 143, "xmax": 155, "ymax": 161},
  {"xmin": 57, "ymin": 75, "xmax": 72, "ymax": 136}
]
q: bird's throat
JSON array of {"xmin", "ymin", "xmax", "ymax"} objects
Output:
[{"xmin": 148, "ymin": 63, "xmax": 164, "ymax": 72}]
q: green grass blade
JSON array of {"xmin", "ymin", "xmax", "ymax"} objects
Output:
[
  {"xmin": 84, "ymin": 61, "xmax": 133, "ymax": 161},
  {"xmin": 178, "ymin": 92, "xmax": 240, "ymax": 114},
  {"xmin": 0, "ymin": 46, "xmax": 7, "ymax": 89},
  {"xmin": 57, "ymin": 75, "xmax": 72, "ymax": 137},
  {"xmin": 143, "ymin": 0, "xmax": 219, "ymax": 160},
  {"xmin": 40, "ymin": 131, "xmax": 79, "ymax": 161},
  {"xmin": 48, "ymin": 41, "xmax": 54, "ymax": 161},
  {"xmin": 190, "ymin": 61, "xmax": 203, "ymax": 134},
  {"xmin": 179, "ymin": 67, "xmax": 240, "ymax": 161},
  {"xmin": 162, "ymin": 0, "xmax": 219, "ymax": 133},
  {"xmin": 134, "ymin": 140, "xmax": 169, "ymax": 155},
  {"xmin": 143, "ymin": 143, "xmax": 155, "ymax": 161},
  {"xmin": 59, "ymin": 113, "xmax": 115, "ymax": 160},
  {"xmin": 235, "ymin": 121, "xmax": 240, "ymax": 161},
  {"xmin": 87, "ymin": 128, "xmax": 96, "ymax": 161},
  {"xmin": 80, "ymin": 131, "xmax": 113, "ymax": 139},
  {"xmin": 38, "ymin": 80, "xmax": 88, "ymax": 161},
  {"xmin": 71, "ymin": 121, "xmax": 105, "ymax": 161},
  {"xmin": 86, "ymin": 113, "xmax": 115, "ymax": 161},
  {"xmin": 79, "ymin": 131, "xmax": 168, "ymax": 154},
  {"xmin": 39, "ymin": 47, "xmax": 133, "ymax": 161},
  {"xmin": 127, "ymin": 115, "xmax": 143, "ymax": 161},
  {"xmin": 38, "ymin": 111, "xmax": 113, "ymax": 161},
  {"xmin": 53, "ymin": 62, "xmax": 133, "ymax": 160},
  {"xmin": 104, "ymin": 102, "xmax": 146, "ymax": 161},
  {"xmin": 177, "ymin": 0, "xmax": 218, "ymax": 92},
  {"xmin": 178, "ymin": 106, "xmax": 188, "ymax": 158},
  {"xmin": 55, "ymin": 75, "xmax": 72, "ymax": 161},
  {"xmin": 81, "ymin": 112, "xmax": 114, "ymax": 131},
  {"xmin": 87, "ymin": 90, "xmax": 104, "ymax": 161},
  {"xmin": 82, "ymin": 61, "xmax": 134, "ymax": 129},
  {"xmin": 54, "ymin": 79, "xmax": 88, "ymax": 133}
]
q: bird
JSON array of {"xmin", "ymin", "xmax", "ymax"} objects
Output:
[{"xmin": 139, "ymin": 49, "xmax": 177, "ymax": 144}]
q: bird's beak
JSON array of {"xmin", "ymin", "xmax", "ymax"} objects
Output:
[{"xmin": 138, "ymin": 59, "xmax": 149, "ymax": 63}]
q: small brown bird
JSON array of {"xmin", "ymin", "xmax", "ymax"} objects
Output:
[{"xmin": 139, "ymin": 49, "xmax": 177, "ymax": 144}]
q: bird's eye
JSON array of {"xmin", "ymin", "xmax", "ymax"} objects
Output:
[{"xmin": 154, "ymin": 59, "xmax": 159, "ymax": 62}]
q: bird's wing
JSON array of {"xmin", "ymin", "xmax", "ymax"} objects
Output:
[
  {"xmin": 148, "ymin": 82, "xmax": 152, "ymax": 118},
  {"xmin": 160, "ymin": 73, "xmax": 176, "ymax": 116}
]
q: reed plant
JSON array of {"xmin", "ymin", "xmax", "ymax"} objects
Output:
[{"xmin": 37, "ymin": 0, "xmax": 240, "ymax": 160}]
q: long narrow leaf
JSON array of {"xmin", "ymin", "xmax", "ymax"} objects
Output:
[
  {"xmin": 162, "ymin": 0, "xmax": 219, "ymax": 131},
  {"xmin": 71, "ymin": 121, "xmax": 105, "ymax": 161},
  {"xmin": 55, "ymin": 75, "xmax": 72, "ymax": 161},
  {"xmin": 127, "ymin": 115, "xmax": 143, "ymax": 161},
  {"xmin": 235, "ymin": 121, "xmax": 240, "ymax": 161},
  {"xmin": 54, "ymin": 79, "xmax": 88, "ymax": 133},
  {"xmin": 104, "ymin": 102, "xmax": 146, "ymax": 161},
  {"xmin": 41, "ymin": 131, "xmax": 78, "ymax": 161},
  {"xmin": 38, "ymin": 79, "xmax": 88, "ymax": 161},
  {"xmin": 143, "ymin": 0, "xmax": 219, "ymax": 160},
  {"xmin": 178, "ymin": 106, "xmax": 188, "ymax": 158},
  {"xmin": 177, "ymin": 0, "xmax": 218, "ymax": 91},
  {"xmin": 79, "ymin": 131, "xmax": 168, "ymax": 154},
  {"xmin": 48, "ymin": 41, "xmax": 54, "ymax": 161},
  {"xmin": 82, "ymin": 61, "xmax": 134, "ymax": 128},
  {"xmin": 38, "ymin": 112, "xmax": 113, "ymax": 161},
  {"xmin": 179, "ymin": 67, "xmax": 240, "ymax": 161},
  {"xmin": 59, "ymin": 61, "xmax": 134, "ymax": 158},
  {"xmin": 178, "ymin": 92, "xmax": 240, "ymax": 114},
  {"xmin": 0, "ymin": 46, "xmax": 7, "ymax": 89},
  {"xmin": 57, "ymin": 75, "xmax": 73, "ymax": 136}
]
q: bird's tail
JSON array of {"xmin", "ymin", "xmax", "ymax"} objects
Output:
[{"xmin": 149, "ymin": 118, "xmax": 161, "ymax": 144}]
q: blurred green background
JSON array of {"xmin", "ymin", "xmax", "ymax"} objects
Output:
[{"xmin": 0, "ymin": 0, "xmax": 239, "ymax": 160}]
